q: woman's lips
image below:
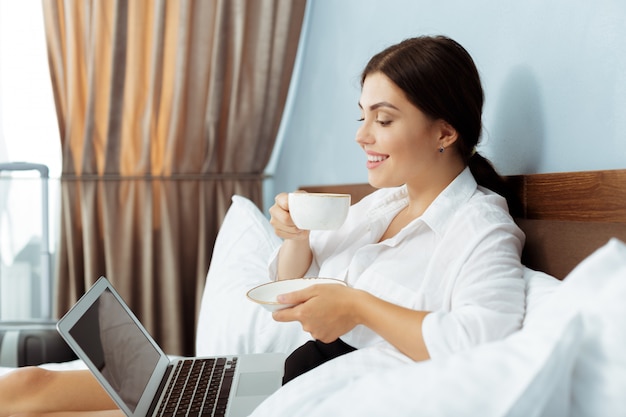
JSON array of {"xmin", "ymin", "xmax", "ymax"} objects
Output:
[{"xmin": 366, "ymin": 152, "xmax": 388, "ymax": 169}]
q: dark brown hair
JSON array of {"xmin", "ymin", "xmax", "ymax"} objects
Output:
[{"xmin": 361, "ymin": 35, "xmax": 520, "ymax": 215}]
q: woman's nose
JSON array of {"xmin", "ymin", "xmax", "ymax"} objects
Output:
[{"xmin": 355, "ymin": 123, "xmax": 373, "ymax": 146}]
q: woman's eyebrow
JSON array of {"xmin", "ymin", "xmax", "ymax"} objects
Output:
[{"xmin": 357, "ymin": 101, "xmax": 400, "ymax": 111}]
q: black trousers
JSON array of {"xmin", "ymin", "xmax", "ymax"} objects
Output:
[{"xmin": 282, "ymin": 338, "xmax": 356, "ymax": 385}]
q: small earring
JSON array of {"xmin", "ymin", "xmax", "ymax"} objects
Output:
[{"xmin": 439, "ymin": 145, "xmax": 445, "ymax": 153}]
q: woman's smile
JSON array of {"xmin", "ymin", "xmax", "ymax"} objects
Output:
[{"xmin": 366, "ymin": 151, "xmax": 389, "ymax": 169}]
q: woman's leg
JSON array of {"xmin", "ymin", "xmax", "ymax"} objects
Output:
[
  {"xmin": 0, "ymin": 367, "xmax": 118, "ymax": 417},
  {"xmin": 7, "ymin": 410, "xmax": 123, "ymax": 417}
]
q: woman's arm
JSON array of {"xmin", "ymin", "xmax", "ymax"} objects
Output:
[
  {"xmin": 275, "ymin": 238, "xmax": 313, "ymax": 280},
  {"xmin": 269, "ymin": 192, "xmax": 314, "ymax": 280},
  {"xmin": 272, "ymin": 285, "xmax": 431, "ymax": 361},
  {"xmin": 357, "ymin": 291, "xmax": 431, "ymax": 361}
]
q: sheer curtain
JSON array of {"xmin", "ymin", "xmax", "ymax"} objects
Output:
[{"xmin": 42, "ymin": 0, "xmax": 306, "ymax": 355}]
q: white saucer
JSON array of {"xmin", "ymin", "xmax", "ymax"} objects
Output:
[{"xmin": 246, "ymin": 278, "xmax": 347, "ymax": 312}]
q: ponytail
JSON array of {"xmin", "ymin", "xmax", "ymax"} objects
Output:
[{"xmin": 468, "ymin": 152, "xmax": 522, "ymax": 217}]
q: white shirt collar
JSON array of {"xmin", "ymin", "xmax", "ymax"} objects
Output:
[
  {"xmin": 367, "ymin": 167, "xmax": 478, "ymax": 239},
  {"xmin": 420, "ymin": 166, "xmax": 477, "ymax": 236}
]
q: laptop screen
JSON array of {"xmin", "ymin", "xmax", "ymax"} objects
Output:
[{"xmin": 68, "ymin": 287, "xmax": 161, "ymax": 412}]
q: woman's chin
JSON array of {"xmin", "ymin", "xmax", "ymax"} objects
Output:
[{"xmin": 367, "ymin": 175, "xmax": 402, "ymax": 190}]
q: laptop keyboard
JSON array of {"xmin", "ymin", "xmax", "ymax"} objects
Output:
[{"xmin": 156, "ymin": 357, "xmax": 237, "ymax": 417}]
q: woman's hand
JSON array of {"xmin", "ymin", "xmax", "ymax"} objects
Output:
[
  {"xmin": 269, "ymin": 192, "xmax": 309, "ymax": 241},
  {"xmin": 274, "ymin": 283, "xmax": 432, "ymax": 361},
  {"xmin": 272, "ymin": 284, "xmax": 362, "ymax": 343}
]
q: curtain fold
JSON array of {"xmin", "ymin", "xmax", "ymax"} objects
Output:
[{"xmin": 42, "ymin": 0, "xmax": 306, "ymax": 355}]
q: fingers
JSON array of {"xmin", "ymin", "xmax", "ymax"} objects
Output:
[
  {"xmin": 272, "ymin": 296, "xmax": 347, "ymax": 343},
  {"xmin": 269, "ymin": 192, "xmax": 309, "ymax": 240},
  {"xmin": 271, "ymin": 306, "xmax": 294, "ymax": 323},
  {"xmin": 274, "ymin": 192, "xmax": 290, "ymax": 211},
  {"xmin": 271, "ymin": 285, "xmax": 355, "ymax": 343},
  {"xmin": 276, "ymin": 288, "xmax": 309, "ymax": 305},
  {"xmin": 271, "ymin": 288, "xmax": 313, "ymax": 322}
]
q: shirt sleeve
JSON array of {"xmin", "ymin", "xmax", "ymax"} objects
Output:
[
  {"xmin": 421, "ymin": 203, "xmax": 526, "ymax": 359},
  {"xmin": 267, "ymin": 245, "xmax": 281, "ymax": 281}
]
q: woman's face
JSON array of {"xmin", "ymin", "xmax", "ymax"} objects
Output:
[{"xmin": 356, "ymin": 72, "xmax": 443, "ymax": 189}]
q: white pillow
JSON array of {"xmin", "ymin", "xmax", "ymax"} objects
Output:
[
  {"xmin": 570, "ymin": 238, "xmax": 626, "ymax": 417},
  {"xmin": 523, "ymin": 267, "xmax": 562, "ymax": 327},
  {"xmin": 195, "ymin": 195, "xmax": 308, "ymax": 356}
]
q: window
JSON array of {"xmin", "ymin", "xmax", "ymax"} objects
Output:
[{"xmin": 0, "ymin": 0, "xmax": 61, "ymax": 320}]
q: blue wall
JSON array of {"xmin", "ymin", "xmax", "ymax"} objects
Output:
[{"xmin": 264, "ymin": 0, "xmax": 626, "ymax": 212}]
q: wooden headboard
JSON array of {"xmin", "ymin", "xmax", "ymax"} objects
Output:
[{"xmin": 301, "ymin": 169, "xmax": 626, "ymax": 280}]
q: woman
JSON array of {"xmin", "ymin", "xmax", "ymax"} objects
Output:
[
  {"xmin": 269, "ymin": 35, "xmax": 524, "ymax": 383},
  {"xmin": 0, "ymin": 35, "xmax": 524, "ymax": 415}
]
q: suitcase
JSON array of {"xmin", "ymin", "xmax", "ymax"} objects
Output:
[
  {"xmin": 0, "ymin": 162, "xmax": 76, "ymax": 366},
  {"xmin": 0, "ymin": 321, "xmax": 77, "ymax": 366}
]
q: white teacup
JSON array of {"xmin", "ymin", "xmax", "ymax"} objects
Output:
[{"xmin": 288, "ymin": 192, "xmax": 351, "ymax": 230}]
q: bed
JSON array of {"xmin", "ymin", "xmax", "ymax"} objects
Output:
[{"xmin": 2, "ymin": 169, "xmax": 626, "ymax": 417}]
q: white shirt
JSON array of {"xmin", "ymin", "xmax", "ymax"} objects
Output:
[{"xmin": 270, "ymin": 167, "xmax": 525, "ymax": 359}]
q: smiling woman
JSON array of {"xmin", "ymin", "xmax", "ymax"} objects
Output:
[{"xmin": 267, "ymin": 35, "xmax": 526, "ymax": 384}]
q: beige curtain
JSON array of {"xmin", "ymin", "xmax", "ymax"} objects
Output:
[{"xmin": 42, "ymin": 0, "xmax": 306, "ymax": 355}]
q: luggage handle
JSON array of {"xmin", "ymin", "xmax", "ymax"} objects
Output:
[{"xmin": 0, "ymin": 162, "xmax": 49, "ymax": 178}]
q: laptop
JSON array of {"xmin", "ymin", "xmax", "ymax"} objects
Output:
[{"xmin": 57, "ymin": 276, "xmax": 286, "ymax": 417}]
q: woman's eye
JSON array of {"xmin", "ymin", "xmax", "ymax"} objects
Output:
[
  {"xmin": 357, "ymin": 117, "xmax": 364, "ymax": 122},
  {"xmin": 376, "ymin": 119, "xmax": 392, "ymax": 126}
]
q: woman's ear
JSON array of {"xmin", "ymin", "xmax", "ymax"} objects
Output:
[{"xmin": 436, "ymin": 120, "xmax": 459, "ymax": 150}]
